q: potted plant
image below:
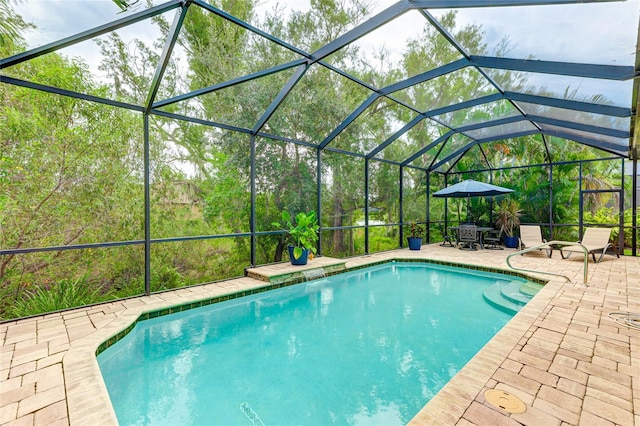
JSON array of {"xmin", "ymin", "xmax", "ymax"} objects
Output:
[
  {"xmin": 495, "ymin": 199, "xmax": 522, "ymax": 248},
  {"xmin": 406, "ymin": 221, "xmax": 425, "ymax": 250},
  {"xmin": 272, "ymin": 210, "xmax": 319, "ymax": 265}
]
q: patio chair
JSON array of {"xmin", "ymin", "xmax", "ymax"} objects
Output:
[
  {"xmin": 518, "ymin": 225, "xmax": 552, "ymax": 257},
  {"xmin": 560, "ymin": 227, "xmax": 620, "ymax": 263},
  {"xmin": 439, "ymin": 224, "xmax": 456, "ymax": 247},
  {"xmin": 458, "ymin": 224, "xmax": 480, "ymax": 251},
  {"xmin": 483, "ymin": 226, "xmax": 504, "ymax": 250}
]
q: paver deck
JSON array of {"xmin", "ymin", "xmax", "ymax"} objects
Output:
[{"xmin": 1, "ymin": 245, "xmax": 638, "ymax": 425}]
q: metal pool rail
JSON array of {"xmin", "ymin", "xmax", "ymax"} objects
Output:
[{"xmin": 506, "ymin": 241, "xmax": 589, "ymax": 285}]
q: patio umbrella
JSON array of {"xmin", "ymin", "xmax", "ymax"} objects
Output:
[{"xmin": 432, "ymin": 179, "xmax": 514, "ymax": 223}]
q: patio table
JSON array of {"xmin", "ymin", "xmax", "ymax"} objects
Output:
[{"xmin": 448, "ymin": 226, "xmax": 494, "ymax": 249}]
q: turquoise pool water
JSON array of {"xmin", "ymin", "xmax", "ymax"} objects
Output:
[{"xmin": 98, "ymin": 262, "xmax": 523, "ymax": 425}]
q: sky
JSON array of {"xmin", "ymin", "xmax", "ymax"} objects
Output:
[{"xmin": 10, "ymin": 0, "xmax": 640, "ymax": 107}]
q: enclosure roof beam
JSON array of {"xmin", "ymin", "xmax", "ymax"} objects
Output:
[
  {"xmin": 252, "ymin": 132, "xmax": 320, "ymax": 149},
  {"xmin": 252, "ymin": 64, "xmax": 309, "ymax": 135},
  {"xmin": 317, "ymin": 61, "xmax": 423, "ymax": 115},
  {"xmin": 430, "ymin": 141, "xmax": 478, "ymax": 172},
  {"xmin": 151, "ymin": 109, "xmax": 253, "ymax": 134},
  {"xmin": 319, "ymin": 61, "xmax": 383, "ymax": 96},
  {"xmin": 504, "ymin": 92, "xmax": 632, "ymax": 117},
  {"xmin": 427, "ymin": 135, "xmax": 454, "ymax": 170},
  {"xmin": 478, "ymin": 144, "xmax": 493, "ymax": 170},
  {"xmin": 152, "ymin": 110, "xmax": 321, "ymax": 149},
  {"xmin": 423, "ymin": 93, "xmax": 504, "ymax": 118},
  {"xmin": 331, "ymin": 63, "xmax": 499, "ymax": 155},
  {"xmin": 455, "ymin": 115, "xmax": 525, "ymax": 133},
  {"xmin": 528, "ymin": 115, "xmax": 629, "ymax": 139},
  {"xmin": 419, "ymin": 9, "xmax": 471, "ymax": 60},
  {"xmin": 407, "ymin": 0, "xmax": 625, "ymax": 8},
  {"xmin": 470, "ymin": 56, "xmax": 636, "ymax": 81},
  {"xmin": 452, "ymin": 114, "xmax": 628, "ymax": 139},
  {"xmin": 311, "ymin": 2, "xmax": 409, "ymax": 61},
  {"xmin": 381, "ymin": 59, "xmax": 469, "ymax": 95},
  {"xmin": 541, "ymin": 129, "xmax": 628, "ymax": 157},
  {"xmin": 1, "ymin": 76, "xmax": 145, "ymax": 112},
  {"xmin": 323, "ymin": 146, "xmax": 367, "ymax": 159},
  {"xmin": 541, "ymin": 134, "xmax": 553, "ymax": 163},
  {"xmin": 448, "ymin": 127, "xmax": 626, "ymax": 158},
  {"xmin": 193, "ymin": 0, "xmax": 310, "ymax": 58},
  {"xmin": 319, "ymin": 93, "xmax": 380, "ymax": 149},
  {"xmin": 145, "ymin": 2, "xmax": 190, "ymax": 112},
  {"xmin": 417, "ymin": 9, "xmax": 547, "ymax": 138},
  {"xmin": 152, "ymin": 59, "xmax": 307, "ymax": 109},
  {"xmin": 401, "ymin": 130, "xmax": 455, "ymax": 166},
  {"xmin": 423, "ymin": 4, "xmax": 537, "ymax": 142},
  {"xmin": 0, "ymin": 0, "xmax": 182, "ymax": 69},
  {"xmin": 475, "ymin": 130, "xmax": 541, "ymax": 144},
  {"xmin": 444, "ymin": 149, "xmax": 469, "ymax": 174},
  {"xmin": 631, "ymin": 44, "xmax": 640, "ymax": 161},
  {"xmin": 367, "ymin": 114, "xmax": 425, "ymax": 159},
  {"xmin": 443, "ymin": 154, "xmax": 621, "ymax": 175}
]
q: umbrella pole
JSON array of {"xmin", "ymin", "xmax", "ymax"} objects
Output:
[{"xmin": 467, "ymin": 195, "xmax": 471, "ymax": 223}]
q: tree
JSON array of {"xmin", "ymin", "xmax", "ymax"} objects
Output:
[{"xmin": 0, "ymin": 0, "xmax": 32, "ymax": 50}]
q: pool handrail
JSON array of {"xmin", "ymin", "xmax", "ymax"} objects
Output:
[{"xmin": 506, "ymin": 240, "xmax": 589, "ymax": 285}]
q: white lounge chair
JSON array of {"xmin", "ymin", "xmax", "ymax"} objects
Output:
[
  {"xmin": 518, "ymin": 225, "xmax": 551, "ymax": 257},
  {"xmin": 560, "ymin": 227, "xmax": 620, "ymax": 263}
]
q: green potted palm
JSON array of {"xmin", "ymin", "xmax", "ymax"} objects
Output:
[
  {"xmin": 406, "ymin": 220, "xmax": 425, "ymax": 250},
  {"xmin": 272, "ymin": 210, "xmax": 319, "ymax": 265},
  {"xmin": 495, "ymin": 199, "xmax": 522, "ymax": 248}
]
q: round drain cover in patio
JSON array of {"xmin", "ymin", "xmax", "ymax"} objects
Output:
[{"xmin": 484, "ymin": 389, "xmax": 527, "ymax": 414}]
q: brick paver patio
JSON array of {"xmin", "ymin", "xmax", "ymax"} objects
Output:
[{"xmin": 1, "ymin": 245, "xmax": 638, "ymax": 425}]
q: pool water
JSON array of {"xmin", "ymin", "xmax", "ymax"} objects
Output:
[{"xmin": 98, "ymin": 262, "xmax": 521, "ymax": 425}]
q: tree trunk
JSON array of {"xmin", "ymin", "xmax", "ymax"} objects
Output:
[{"xmin": 273, "ymin": 240, "xmax": 285, "ymax": 263}]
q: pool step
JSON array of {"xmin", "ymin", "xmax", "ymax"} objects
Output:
[
  {"xmin": 483, "ymin": 280, "xmax": 542, "ymax": 315},
  {"xmin": 519, "ymin": 281, "xmax": 544, "ymax": 297},
  {"xmin": 501, "ymin": 281, "xmax": 532, "ymax": 305}
]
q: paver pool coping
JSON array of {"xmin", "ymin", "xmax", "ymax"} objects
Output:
[
  {"xmin": 62, "ymin": 256, "xmax": 549, "ymax": 425},
  {"xmin": 2, "ymin": 247, "xmax": 637, "ymax": 425}
]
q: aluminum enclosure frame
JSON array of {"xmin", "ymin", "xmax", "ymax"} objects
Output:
[{"xmin": 1, "ymin": 0, "xmax": 638, "ymax": 298}]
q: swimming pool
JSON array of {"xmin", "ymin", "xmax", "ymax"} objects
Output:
[{"xmin": 98, "ymin": 262, "xmax": 530, "ymax": 425}]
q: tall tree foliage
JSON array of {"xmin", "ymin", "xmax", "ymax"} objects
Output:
[{"xmin": 0, "ymin": 8, "xmax": 145, "ymax": 317}]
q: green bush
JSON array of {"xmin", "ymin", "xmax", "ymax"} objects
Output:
[
  {"xmin": 8, "ymin": 277, "xmax": 106, "ymax": 318},
  {"xmin": 583, "ymin": 207, "xmax": 633, "ymax": 246}
]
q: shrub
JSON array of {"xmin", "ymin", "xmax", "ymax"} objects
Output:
[{"xmin": 8, "ymin": 276, "xmax": 105, "ymax": 318}]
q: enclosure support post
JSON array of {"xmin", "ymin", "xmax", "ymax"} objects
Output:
[
  {"xmin": 489, "ymin": 171, "xmax": 494, "ymax": 225},
  {"xmin": 317, "ymin": 148, "xmax": 322, "ymax": 256},
  {"xmin": 578, "ymin": 161, "xmax": 583, "ymax": 239},
  {"xmin": 444, "ymin": 174, "xmax": 449, "ymax": 229},
  {"xmin": 620, "ymin": 159, "xmax": 625, "ymax": 254},
  {"xmin": 143, "ymin": 114, "xmax": 151, "ymax": 296},
  {"xmin": 633, "ymin": 158, "xmax": 638, "ymax": 256},
  {"xmin": 549, "ymin": 163, "xmax": 554, "ymax": 240},
  {"xmin": 399, "ymin": 166, "xmax": 404, "ymax": 247},
  {"xmin": 426, "ymin": 170, "xmax": 430, "ymax": 243},
  {"xmin": 250, "ymin": 135, "xmax": 256, "ymax": 267},
  {"xmin": 364, "ymin": 158, "xmax": 369, "ymax": 254}
]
